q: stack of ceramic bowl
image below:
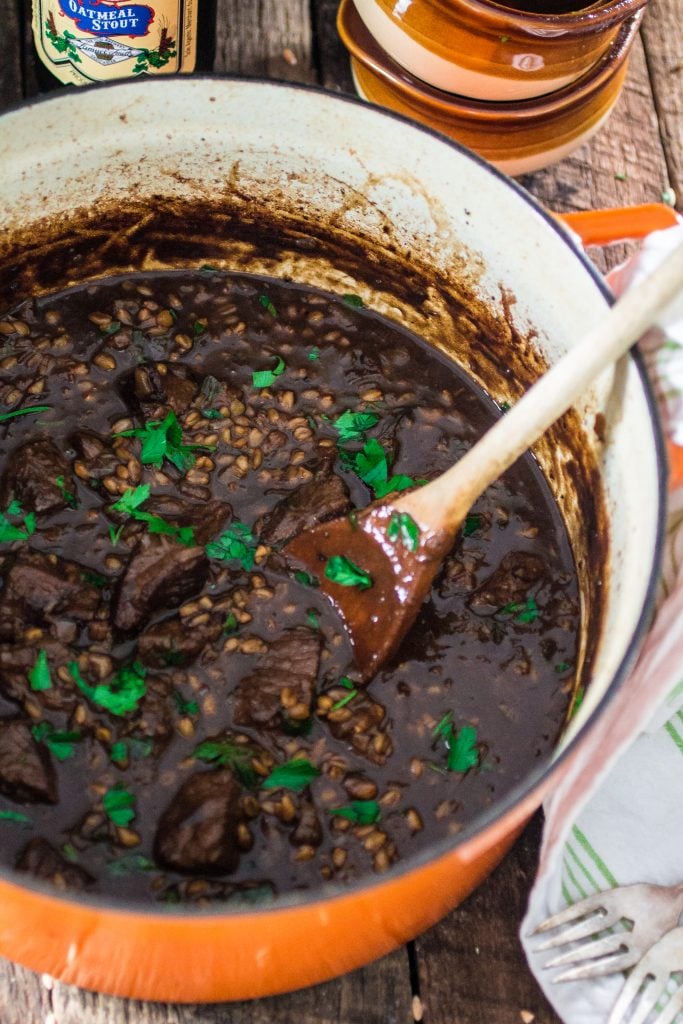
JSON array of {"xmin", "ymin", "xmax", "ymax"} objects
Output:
[{"xmin": 337, "ymin": 0, "xmax": 649, "ymax": 175}]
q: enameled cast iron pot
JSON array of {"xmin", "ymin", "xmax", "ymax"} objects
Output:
[{"xmin": 0, "ymin": 78, "xmax": 666, "ymax": 1001}]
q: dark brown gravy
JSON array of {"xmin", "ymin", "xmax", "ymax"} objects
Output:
[{"xmin": 0, "ymin": 269, "xmax": 578, "ymax": 904}]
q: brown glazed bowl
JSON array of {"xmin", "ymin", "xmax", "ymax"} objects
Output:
[
  {"xmin": 339, "ymin": 0, "xmax": 641, "ymax": 175},
  {"xmin": 351, "ymin": 0, "xmax": 649, "ymax": 100},
  {"xmin": 0, "ymin": 78, "xmax": 665, "ymax": 1001}
]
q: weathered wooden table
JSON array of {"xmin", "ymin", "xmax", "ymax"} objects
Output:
[{"xmin": 1, "ymin": 1, "xmax": 681, "ymax": 1021}]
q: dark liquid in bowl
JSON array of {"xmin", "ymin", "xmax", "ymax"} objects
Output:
[{"xmin": 0, "ymin": 271, "xmax": 578, "ymax": 904}]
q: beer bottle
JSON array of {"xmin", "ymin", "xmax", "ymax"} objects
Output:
[{"xmin": 31, "ymin": 0, "xmax": 216, "ymax": 89}]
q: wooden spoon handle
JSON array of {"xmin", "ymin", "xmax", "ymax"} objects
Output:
[{"xmin": 398, "ymin": 239, "xmax": 683, "ymax": 535}]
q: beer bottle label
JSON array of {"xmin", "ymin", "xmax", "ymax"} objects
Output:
[{"xmin": 32, "ymin": 0, "xmax": 199, "ymax": 85}]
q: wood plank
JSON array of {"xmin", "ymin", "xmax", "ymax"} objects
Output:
[
  {"xmin": 214, "ymin": 0, "xmax": 315, "ymax": 83},
  {"xmin": 314, "ymin": 0, "xmax": 355, "ymax": 92},
  {"xmin": 640, "ymin": 0, "xmax": 683, "ymax": 203},
  {"xmin": 520, "ymin": 30, "xmax": 673, "ymax": 273},
  {"xmin": 415, "ymin": 814, "xmax": 562, "ymax": 1024},
  {"xmin": 2, "ymin": 0, "xmax": 24, "ymax": 105},
  {"xmin": 0, "ymin": 945, "xmax": 412, "ymax": 1024}
]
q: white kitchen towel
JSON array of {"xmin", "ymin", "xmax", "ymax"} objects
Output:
[{"xmin": 521, "ymin": 222, "xmax": 683, "ymax": 1023}]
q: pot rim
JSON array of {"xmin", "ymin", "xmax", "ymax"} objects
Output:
[
  {"xmin": 0, "ymin": 75, "xmax": 668, "ymax": 920},
  {"xmin": 407, "ymin": 0, "xmax": 649, "ymax": 35}
]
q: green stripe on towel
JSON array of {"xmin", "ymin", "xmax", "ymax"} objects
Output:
[
  {"xmin": 665, "ymin": 718, "xmax": 683, "ymax": 756},
  {"xmin": 572, "ymin": 825, "xmax": 618, "ymax": 888},
  {"xmin": 562, "ymin": 854, "xmax": 589, "ymax": 901},
  {"xmin": 566, "ymin": 839, "xmax": 600, "ymax": 891}
]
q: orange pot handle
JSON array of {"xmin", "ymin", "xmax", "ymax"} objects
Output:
[
  {"xmin": 556, "ymin": 203, "xmax": 683, "ymax": 490},
  {"xmin": 556, "ymin": 203, "xmax": 680, "ymax": 248},
  {"xmin": 667, "ymin": 441, "xmax": 683, "ymax": 492}
]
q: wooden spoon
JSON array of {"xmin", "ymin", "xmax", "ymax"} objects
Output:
[{"xmin": 285, "ymin": 241, "xmax": 683, "ymax": 681}]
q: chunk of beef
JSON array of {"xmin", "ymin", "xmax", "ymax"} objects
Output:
[
  {"xmin": 0, "ymin": 551, "xmax": 101, "ymax": 641},
  {"xmin": 137, "ymin": 615, "xmax": 222, "ymax": 669},
  {"xmin": 319, "ymin": 687, "xmax": 393, "ymax": 766},
  {"xmin": 258, "ymin": 473, "xmax": 351, "ymax": 547},
  {"xmin": 1, "ymin": 438, "xmax": 72, "ymax": 514},
  {"xmin": 154, "ymin": 768, "xmax": 242, "ymax": 874},
  {"xmin": 113, "ymin": 535, "xmax": 209, "ymax": 631},
  {"xmin": 120, "ymin": 675, "xmax": 176, "ymax": 756},
  {"xmin": 120, "ymin": 364, "xmax": 198, "ymax": 419},
  {"xmin": 193, "ymin": 376, "xmax": 244, "ymax": 415},
  {"xmin": 468, "ymin": 551, "xmax": 545, "ymax": 615},
  {"xmin": 16, "ymin": 837, "xmax": 92, "ymax": 891},
  {"xmin": 233, "ymin": 628, "xmax": 321, "ymax": 731},
  {"xmin": 0, "ymin": 718, "xmax": 57, "ymax": 803},
  {"xmin": 142, "ymin": 496, "xmax": 231, "ymax": 547},
  {"xmin": 0, "ymin": 640, "xmax": 76, "ymax": 713}
]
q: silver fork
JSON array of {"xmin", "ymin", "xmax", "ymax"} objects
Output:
[
  {"xmin": 532, "ymin": 883, "xmax": 683, "ymax": 982},
  {"xmin": 607, "ymin": 924, "xmax": 683, "ymax": 1024}
]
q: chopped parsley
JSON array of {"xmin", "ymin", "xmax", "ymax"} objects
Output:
[
  {"xmin": 201, "ymin": 408, "xmax": 223, "ymax": 419},
  {"xmin": 103, "ymin": 784, "xmax": 136, "ymax": 827},
  {"xmin": 333, "ymin": 410, "xmax": 379, "ymax": 443},
  {"xmin": 193, "ymin": 739, "xmax": 256, "ymax": 786},
  {"xmin": 569, "ymin": 686, "xmax": 585, "ymax": 718},
  {"xmin": 500, "ymin": 596, "xmax": 539, "ymax": 623},
  {"xmin": 307, "ymin": 347, "xmax": 320, "ymax": 361},
  {"xmin": 258, "ymin": 294, "xmax": 278, "ymax": 318},
  {"xmin": 100, "ymin": 320, "xmax": 122, "ymax": 335},
  {"xmin": 463, "ymin": 514, "xmax": 481, "ymax": 537},
  {"xmin": 306, "ymin": 609, "xmax": 320, "ymax": 630},
  {"xmin": 342, "ymin": 293, "xmax": 364, "ymax": 309},
  {"xmin": 262, "ymin": 758, "xmax": 321, "ymax": 792},
  {"xmin": 206, "ymin": 522, "xmax": 257, "ymax": 571},
  {"xmin": 0, "ymin": 500, "xmax": 36, "ymax": 544},
  {"xmin": 0, "ymin": 810, "xmax": 31, "ymax": 825},
  {"xmin": 223, "ymin": 612, "xmax": 238, "ymax": 634},
  {"xmin": 110, "ymin": 741, "xmax": 128, "ymax": 766},
  {"xmin": 110, "ymin": 484, "xmax": 196, "ymax": 546},
  {"xmin": 348, "ymin": 438, "xmax": 418, "ymax": 499},
  {"xmin": 115, "ymin": 409, "xmax": 211, "ymax": 473},
  {"xmin": 110, "ymin": 737, "xmax": 153, "ymax": 765},
  {"xmin": 554, "ymin": 661, "xmax": 571, "ymax": 674},
  {"xmin": 294, "ymin": 570, "xmax": 318, "ymax": 587},
  {"xmin": 193, "ymin": 319, "xmax": 208, "ymax": 337},
  {"xmin": 28, "ymin": 649, "xmax": 52, "ymax": 692},
  {"xmin": 330, "ymin": 676, "xmax": 358, "ymax": 711},
  {"xmin": 386, "ymin": 511, "xmax": 420, "ymax": 552},
  {"xmin": 252, "ymin": 356, "xmax": 286, "ymax": 390},
  {"xmin": 55, "ymin": 475, "xmax": 78, "ymax": 508},
  {"xmin": 172, "ymin": 689, "xmax": 199, "ymax": 716},
  {"xmin": 69, "ymin": 660, "xmax": 147, "ymax": 717},
  {"xmin": 432, "ymin": 711, "xmax": 480, "ymax": 773},
  {"xmin": 329, "ymin": 800, "xmax": 380, "ymax": 825},
  {"xmin": 112, "ymin": 483, "xmax": 150, "ymax": 516},
  {"xmin": 82, "ymin": 570, "xmax": 108, "ymax": 588},
  {"xmin": 324, "ymin": 555, "xmax": 372, "ymax": 590},
  {"xmin": 0, "ymin": 405, "xmax": 50, "ymax": 423},
  {"xmin": 107, "ymin": 853, "xmax": 155, "ymax": 877},
  {"xmin": 32, "ymin": 722, "xmax": 80, "ymax": 762}
]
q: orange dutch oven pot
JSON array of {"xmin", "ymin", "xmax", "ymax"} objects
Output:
[{"xmin": 0, "ymin": 78, "xmax": 669, "ymax": 1001}]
